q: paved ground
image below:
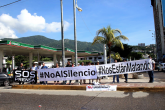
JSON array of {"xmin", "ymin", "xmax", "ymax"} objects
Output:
[
  {"xmin": 0, "ymin": 91, "xmax": 165, "ymax": 110},
  {"xmin": 30, "ymin": 71, "xmax": 165, "ymax": 88},
  {"xmin": 0, "ymin": 71, "xmax": 165, "ymax": 110}
]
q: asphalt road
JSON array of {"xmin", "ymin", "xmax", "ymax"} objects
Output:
[{"xmin": 0, "ymin": 91, "xmax": 165, "ymax": 110}]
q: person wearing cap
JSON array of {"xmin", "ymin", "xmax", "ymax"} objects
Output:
[{"xmin": 96, "ymin": 61, "xmax": 101, "ymax": 84}]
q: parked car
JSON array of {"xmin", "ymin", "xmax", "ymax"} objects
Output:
[
  {"xmin": 159, "ymin": 63, "xmax": 165, "ymax": 71},
  {"xmin": 0, "ymin": 72, "xmax": 13, "ymax": 86},
  {"xmin": 155, "ymin": 62, "xmax": 160, "ymax": 71}
]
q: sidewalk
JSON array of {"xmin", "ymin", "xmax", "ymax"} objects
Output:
[{"xmin": 12, "ymin": 71, "xmax": 165, "ymax": 91}]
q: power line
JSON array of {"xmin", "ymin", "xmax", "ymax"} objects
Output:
[
  {"xmin": 0, "ymin": 0, "xmax": 21, "ymax": 8},
  {"xmin": 78, "ymin": 12, "xmax": 94, "ymax": 36}
]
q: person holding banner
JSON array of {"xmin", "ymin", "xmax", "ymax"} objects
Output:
[
  {"xmin": 54, "ymin": 63, "xmax": 60, "ymax": 85},
  {"xmin": 123, "ymin": 59, "xmax": 128, "ymax": 83},
  {"xmin": 37, "ymin": 62, "xmax": 43, "ymax": 84},
  {"xmin": 30, "ymin": 63, "xmax": 37, "ymax": 84},
  {"xmin": 88, "ymin": 62, "xmax": 94, "ymax": 84},
  {"xmin": 62, "ymin": 61, "xmax": 72, "ymax": 85},
  {"xmin": 113, "ymin": 60, "xmax": 119, "ymax": 83},
  {"xmin": 80, "ymin": 62, "xmax": 86, "ymax": 84},
  {"xmin": 148, "ymin": 56, "xmax": 155, "ymax": 83},
  {"xmin": 41, "ymin": 63, "xmax": 48, "ymax": 85},
  {"xmin": 17, "ymin": 63, "xmax": 25, "ymax": 85},
  {"xmin": 96, "ymin": 61, "xmax": 102, "ymax": 84},
  {"xmin": 31, "ymin": 63, "xmax": 37, "ymax": 71}
]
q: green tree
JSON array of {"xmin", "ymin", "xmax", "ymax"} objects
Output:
[
  {"xmin": 111, "ymin": 44, "xmax": 132, "ymax": 58},
  {"xmin": 111, "ymin": 52, "xmax": 122, "ymax": 61},
  {"xmin": 92, "ymin": 25, "xmax": 129, "ymax": 63},
  {"xmin": 78, "ymin": 60, "xmax": 92, "ymax": 65},
  {"xmin": 129, "ymin": 52, "xmax": 143, "ymax": 60}
]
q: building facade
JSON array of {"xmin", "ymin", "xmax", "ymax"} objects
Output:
[
  {"xmin": 151, "ymin": 0, "xmax": 165, "ymax": 61},
  {"xmin": 138, "ymin": 43, "xmax": 145, "ymax": 47}
]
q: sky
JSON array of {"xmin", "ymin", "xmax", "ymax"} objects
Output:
[{"xmin": 0, "ymin": 0, "xmax": 155, "ymax": 46}]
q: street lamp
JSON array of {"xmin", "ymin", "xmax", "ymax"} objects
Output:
[
  {"xmin": 61, "ymin": 0, "xmax": 65, "ymax": 67},
  {"xmin": 74, "ymin": 0, "xmax": 82, "ymax": 84},
  {"xmin": 74, "ymin": 0, "xmax": 82, "ymax": 67},
  {"xmin": 149, "ymin": 30, "xmax": 157, "ymax": 59}
]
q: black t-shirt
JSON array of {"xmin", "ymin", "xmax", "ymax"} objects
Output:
[
  {"xmin": 17, "ymin": 66, "xmax": 25, "ymax": 70},
  {"xmin": 66, "ymin": 64, "xmax": 72, "ymax": 67}
]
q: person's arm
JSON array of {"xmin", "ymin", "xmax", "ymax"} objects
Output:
[{"xmin": 153, "ymin": 63, "xmax": 155, "ymax": 70}]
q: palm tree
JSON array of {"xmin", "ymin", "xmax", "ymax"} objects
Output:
[{"xmin": 92, "ymin": 25, "xmax": 129, "ymax": 63}]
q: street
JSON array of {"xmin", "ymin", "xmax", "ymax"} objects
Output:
[
  {"xmin": 0, "ymin": 70, "xmax": 165, "ymax": 110},
  {"xmin": 0, "ymin": 90, "xmax": 165, "ymax": 110}
]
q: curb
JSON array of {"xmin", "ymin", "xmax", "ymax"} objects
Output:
[
  {"xmin": 12, "ymin": 85, "xmax": 86, "ymax": 90},
  {"xmin": 117, "ymin": 87, "xmax": 165, "ymax": 92},
  {"xmin": 12, "ymin": 85, "xmax": 165, "ymax": 91}
]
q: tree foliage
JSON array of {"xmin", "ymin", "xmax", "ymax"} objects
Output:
[
  {"xmin": 92, "ymin": 26, "xmax": 129, "ymax": 63},
  {"xmin": 111, "ymin": 44, "xmax": 132, "ymax": 58},
  {"xmin": 111, "ymin": 52, "xmax": 122, "ymax": 61},
  {"xmin": 78, "ymin": 60, "xmax": 92, "ymax": 65}
]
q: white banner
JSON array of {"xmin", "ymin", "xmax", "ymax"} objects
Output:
[
  {"xmin": 96, "ymin": 59, "xmax": 151, "ymax": 76},
  {"xmin": 86, "ymin": 85, "xmax": 117, "ymax": 91},
  {"xmin": 38, "ymin": 66, "xmax": 97, "ymax": 81},
  {"xmin": 38, "ymin": 59, "xmax": 152, "ymax": 81}
]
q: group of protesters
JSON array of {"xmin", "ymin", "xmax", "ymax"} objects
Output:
[{"xmin": 17, "ymin": 55, "xmax": 155, "ymax": 85}]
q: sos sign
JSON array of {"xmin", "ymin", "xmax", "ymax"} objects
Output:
[{"xmin": 13, "ymin": 70, "xmax": 37, "ymax": 83}]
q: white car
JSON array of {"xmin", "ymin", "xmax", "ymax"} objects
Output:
[{"xmin": 159, "ymin": 63, "xmax": 165, "ymax": 71}]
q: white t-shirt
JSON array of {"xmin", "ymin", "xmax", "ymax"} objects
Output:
[
  {"xmin": 148, "ymin": 59, "xmax": 155, "ymax": 70},
  {"xmin": 31, "ymin": 66, "xmax": 37, "ymax": 71},
  {"xmin": 37, "ymin": 66, "xmax": 42, "ymax": 70}
]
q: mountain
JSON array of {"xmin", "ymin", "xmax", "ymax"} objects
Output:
[{"xmin": 2, "ymin": 35, "xmax": 104, "ymax": 52}]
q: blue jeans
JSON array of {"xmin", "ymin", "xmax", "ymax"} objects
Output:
[
  {"xmin": 148, "ymin": 71, "xmax": 154, "ymax": 82},
  {"xmin": 124, "ymin": 74, "xmax": 128, "ymax": 82},
  {"xmin": 113, "ymin": 75, "xmax": 119, "ymax": 83}
]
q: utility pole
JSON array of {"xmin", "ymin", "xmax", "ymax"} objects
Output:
[{"xmin": 60, "ymin": 0, "xmax": 65, "ymax": 67}]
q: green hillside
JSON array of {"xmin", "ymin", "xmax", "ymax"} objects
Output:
[{"xmin": 2, "ymin": 35, "xmax": 103, "ymax": 52}]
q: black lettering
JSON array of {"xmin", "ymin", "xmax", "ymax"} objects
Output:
[
  {"xmin": 106, "ymin": 67, "xmax": 109, "ymax": 74},
  {"xmin": 116, "ymin": 66, "xmax": 119, "ymax": 73},
  {"xmin": 73, "ymin": 72, "xmax": 77, "ymax": 77},
  {"xmin": 91, "ymin": 70, "xmax": 96, "ymax": 75},
  {"xmin": 140, "ymin": 64, "xmax": 143, "ymax": 70},
  {"xmin": 56, "ymin": 71, "xmax": 61, "ymax": 77},
  {"xmin": 126, "ymin": 63, "xmax": 132, "ymax": 72},
  {"xmin": 79, "ymin": 71, "xmax": 83, "ymax": 76},
  {"xmin": 108, "ymin": 67, "xmax": 112, "ymax": 74},
  {"xmin": 132, "ymin": 64, "xmax": 135, "ymax": 71},
  {"xmin": 44, "ymin": 72, "xmax": 50, "ymax": 78},
  {"xmin": 63, "ymin": 71, "xmax": 67, "ymax": 77},
  {"xmin": 88, "ymin": 69, "xmax": 90, "ymax": 76},
  {"xmin": 50, "ymin": 73, "xmax": 55, "ymax": 78},
  {"xmin": 101, "ymin": 66, "xmax": 106, "ymax": 74},
  {"xmin": 112, "ymin": 64, "xmax": 116, "ymax": 74},
  {"xmin": 143, "ymin": 62, "xmax": 147, "ymax": 70},
  {"xmin": 84, "ymin": 71, "xmax": 88, "ymax": 76}
]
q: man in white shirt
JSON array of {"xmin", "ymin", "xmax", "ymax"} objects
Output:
[
  {"xmin": 148, "ymin": 56, "xmax": 155, "ymax": 83},
  {"xmin": 31, "ymin": 63, "xmax": 37, "ymax": 71},
  {"xmin": 36, "ymin": 62, "xmax": 43, "ymax": 84}
]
